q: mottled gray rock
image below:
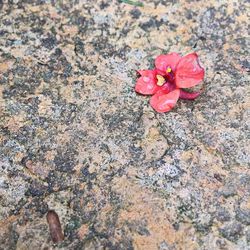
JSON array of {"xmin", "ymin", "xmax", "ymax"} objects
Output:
[
  {"xmin": 219, "ymin": 222, "xmax": 243, "ymax": 242},
  {"xmin": 236, "ymin": 198, "xmax": 250, "ymax": 226},
  {"xmin": 216, "ymin": 207, "xmax": 231, "ymax": 222},
  {"xmin": 219, "ymin": 185, "xmax": 237, "ymax": 198},
  {"xmin": 0, "ymin": 0, "xmax": 249, "ymax": 249},
  {"xmin": 246, "ymin": 228, "xmax": 250, "ymax": 243}
]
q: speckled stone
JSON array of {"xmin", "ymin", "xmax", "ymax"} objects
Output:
[{"xmin": 0, "ymin": 0, "xmax": 249, "ymax": 249}]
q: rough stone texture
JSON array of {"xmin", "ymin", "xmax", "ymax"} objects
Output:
[{"xmin": 0, "ymin": 0, "xmax": 249, "ymax": 249}]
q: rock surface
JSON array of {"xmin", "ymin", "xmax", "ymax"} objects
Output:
[{"xmin": 0, "ymin": 0, "xmax": 249, "ymax": 249}]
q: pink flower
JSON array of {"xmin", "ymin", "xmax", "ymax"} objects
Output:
[{"xmin": 135, "ymin": 52, "xmax": 205, "ymax": 113}]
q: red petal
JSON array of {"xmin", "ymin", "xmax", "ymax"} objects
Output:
[
  {"xmin": 175, "ymin": 53, "xmax": 205, "ymax": 88},
  {"xmin": 161, "ymin": 81, "xmax": 176, "ymax": 93},
  {"xmin": 137, "ymin": 69, "xmax": 156, "ymax": 77},
  {"xmin": 135, "ymin": 76, "xmax": 161, "ymax": 95},
  {"xmin": 179, "ymin": 89, "xmax": 201, "ymax": 100},
  {"xmin": 155, "ymin": 53, "xmax": 182, "ymax": 73},
  {"xmin": 150, "ymin": 89, "xmax": 180, "ymax": 113}
]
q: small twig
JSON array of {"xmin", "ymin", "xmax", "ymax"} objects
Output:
[{"xmin": 47, "ymin": 210, "xmax": 64, "ymax": 243}]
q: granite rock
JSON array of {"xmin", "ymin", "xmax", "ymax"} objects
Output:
[{"xmin": 0, "ymin": 0, "xmax": 249, "ymax": 249}]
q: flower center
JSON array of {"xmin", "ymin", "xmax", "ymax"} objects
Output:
[
  {"xmin": 166, "ymin": 67, "xmax": 172, "ymax": 73},
  {"xmin": 156, "ymin": 75, "xmax": 165, "ymax": 86},
  {"xmin": 165, "ymin": 66, "xmax": 175, "ymax": 83}
]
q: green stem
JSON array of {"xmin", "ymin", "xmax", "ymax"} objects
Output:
[{"xmin": 119, "ymin": 0, "xmax": 144, "ymax": 7}]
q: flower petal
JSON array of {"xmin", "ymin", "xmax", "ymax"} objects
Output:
[
  {"xmin": 175, "ymin": 53, "xmax": 205, "ymax": 88},
  {"xmin": 161, "ymin": 81, "xmax": 176, "ymax": 93},
  {"xmin": 150, "ymin": 89, "xmax": 180, "ymax": 113},
  {"xmin": 179, "ymin": 89, "xmax": 201, "ymax": 100},
  {"xmin": 155, "ymin": 53, "xmax": 182, "ymax": 73},
  {"xmin": 135, "ymin": 76, "xmax": 161, "ymax": 95},
  {"xmin": 137, "ymin": 69, "xmax": 156, "ymax": 77}
]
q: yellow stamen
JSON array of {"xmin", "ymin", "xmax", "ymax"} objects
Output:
[
  {"xmin": 166, "ymin": 67, "xmax": 172, "ymax": 73},
  {"xmin": 156, "ymin": 75, "xmax": 165, "ymax": 86}
]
